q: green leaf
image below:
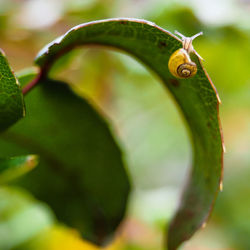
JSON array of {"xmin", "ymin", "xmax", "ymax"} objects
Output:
[
  {"xmin": 0, "ymin": 78, "xmax": 130, "ymax": 245},
  {"xmin": 0, "ymin": 155, "xmax": 38, "ymax": 184},
  {"xmin": 35, "ymin": 18, "xmax": 224, "ymax": 249},
  {"xmin": 0, "ymin": 49, "xmax": 25, "ymax": 132}
]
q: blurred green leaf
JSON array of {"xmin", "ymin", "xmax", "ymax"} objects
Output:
[
  {"xmin": 66, "ymin": 0, "xmax": 114, "ymax": 20},
  {"xmin": 35, "ymin": 18, "xmax": 223, "ymax": 249},
  {"xmin": 148, "ymin": 6, "xmax": 203, "ymax": 35},
  {"xmin": 0, "ymin": 155, "xmax": 38, "ymax": 184},
  {"xmin": 0, "ymin": 49, "xmax": 25, "ymax": 133},
  {"xmin": 198, "ymin": 26, "xmax": 250, "ymax": 95},
  {"xmin": 0, "ymin": 78, "xmax": 130, "ymax": 246},
  {"xmin": 0, "ymin": 186, "xmax": 54, "ymax": 250},
  {"xmin": 214, "ymin": 170, "xmax": 250, "ymax": 250}
]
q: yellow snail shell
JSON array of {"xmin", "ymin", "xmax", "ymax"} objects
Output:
[{"xmin": 168, "ymin": 31, "xmax": 203, "ymax": 79}]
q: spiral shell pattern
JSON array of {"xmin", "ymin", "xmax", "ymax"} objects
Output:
[{"xmin": 177, "ymin": 62, "xmax": 197, "ymax": 78}]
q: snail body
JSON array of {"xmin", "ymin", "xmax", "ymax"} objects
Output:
[{"xmin": 168, "ymin": 31, "xmax": 203, "ymax": 79}]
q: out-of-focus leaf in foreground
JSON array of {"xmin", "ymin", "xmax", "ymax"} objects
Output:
[
  {"xmin": 0, "ymin": 78, "xmax": 130, "ymax": 245},
  {"xmin": 0, "ymin": 49, "xmax": 24, "ymax": 132},
  {"xmin": 15, "ymin": 225, "xmax": 122, "ymax": 250},
  {"xmin": 0, "ymin": 186, "xmax": 54, "ymax": 250},
  {"xmin": 35, "ymin": 18, "xmax": 223, "ymax": 249},
  {"xmin": 0, "ymin": 155, "xmax": 38, "ymax": 184}
]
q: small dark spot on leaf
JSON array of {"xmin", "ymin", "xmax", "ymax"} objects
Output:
[
  {"xmin": 158, "ymin": 41, "xmax": 167, "ymax": 48},
  {"xmin": 120, "ymin": 21, "xmax": 128, "ymax": 25},
  {"xmin": 207, "ymin": 122, "xmax": 211, "ymax": 128},
  {"xmin": 170, "ymin": 78, "xmax": 180, "ymax": 87}
]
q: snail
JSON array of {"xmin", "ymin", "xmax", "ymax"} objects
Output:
[{"xmin": 168, "ymin": 31, "xmax": 203, "ymax": 79}]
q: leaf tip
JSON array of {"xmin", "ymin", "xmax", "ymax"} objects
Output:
[{"xmin": 25, "ymin": 154, "xmax": 39, "ymax": 170}]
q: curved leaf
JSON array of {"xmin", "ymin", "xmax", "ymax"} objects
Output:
[
  {"xmin": 0, "ymin": 155, "xmax": 38, "ymax": 184},
  {"xmin": 0, "ymin": 78, "xmax": 130, "ymax": 245},
  {"xmin": 0, "ymin": 49, "xmax": 25, "ymax": 132},
  {"xmin": 35, "ymin": 18, "xmax": 223, "ymax": 249}
]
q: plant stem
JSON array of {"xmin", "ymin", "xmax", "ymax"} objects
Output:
[{"xmin": 22, "ymin": 70, "xmax": 44, "ymax": 95}]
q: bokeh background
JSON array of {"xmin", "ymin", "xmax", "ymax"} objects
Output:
[{"xmin": 0, "ymin": 0, "xmax": 250, "ymax": 249}]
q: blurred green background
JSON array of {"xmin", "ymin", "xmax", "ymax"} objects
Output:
[{"xmin": 0, "ymin": 0, "xmax": 250, "ymax": 249}]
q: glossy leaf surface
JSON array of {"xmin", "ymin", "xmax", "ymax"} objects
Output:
[
  {"xmin": 35, "ymin": 18, "xmax": 223, "ymax": 249},
  {"xmin": 0, "ymin": 49, "xmax": 24, "ymax": 132}
]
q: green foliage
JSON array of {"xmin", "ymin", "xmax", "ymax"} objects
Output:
[
  {"xmin": 0, "ymin": 50, "xmax": 24, "ymax": 133},
  {"xmin": 34, "ymin": 19, "xmax": 223, "ymax": 249},
  {"xmin": 0, "ymin": 5, "xmax": 227, "ymax": 248},
  {"xmin": 0, "ymin": 78, "xmax": 130, "ymax": 245}
]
